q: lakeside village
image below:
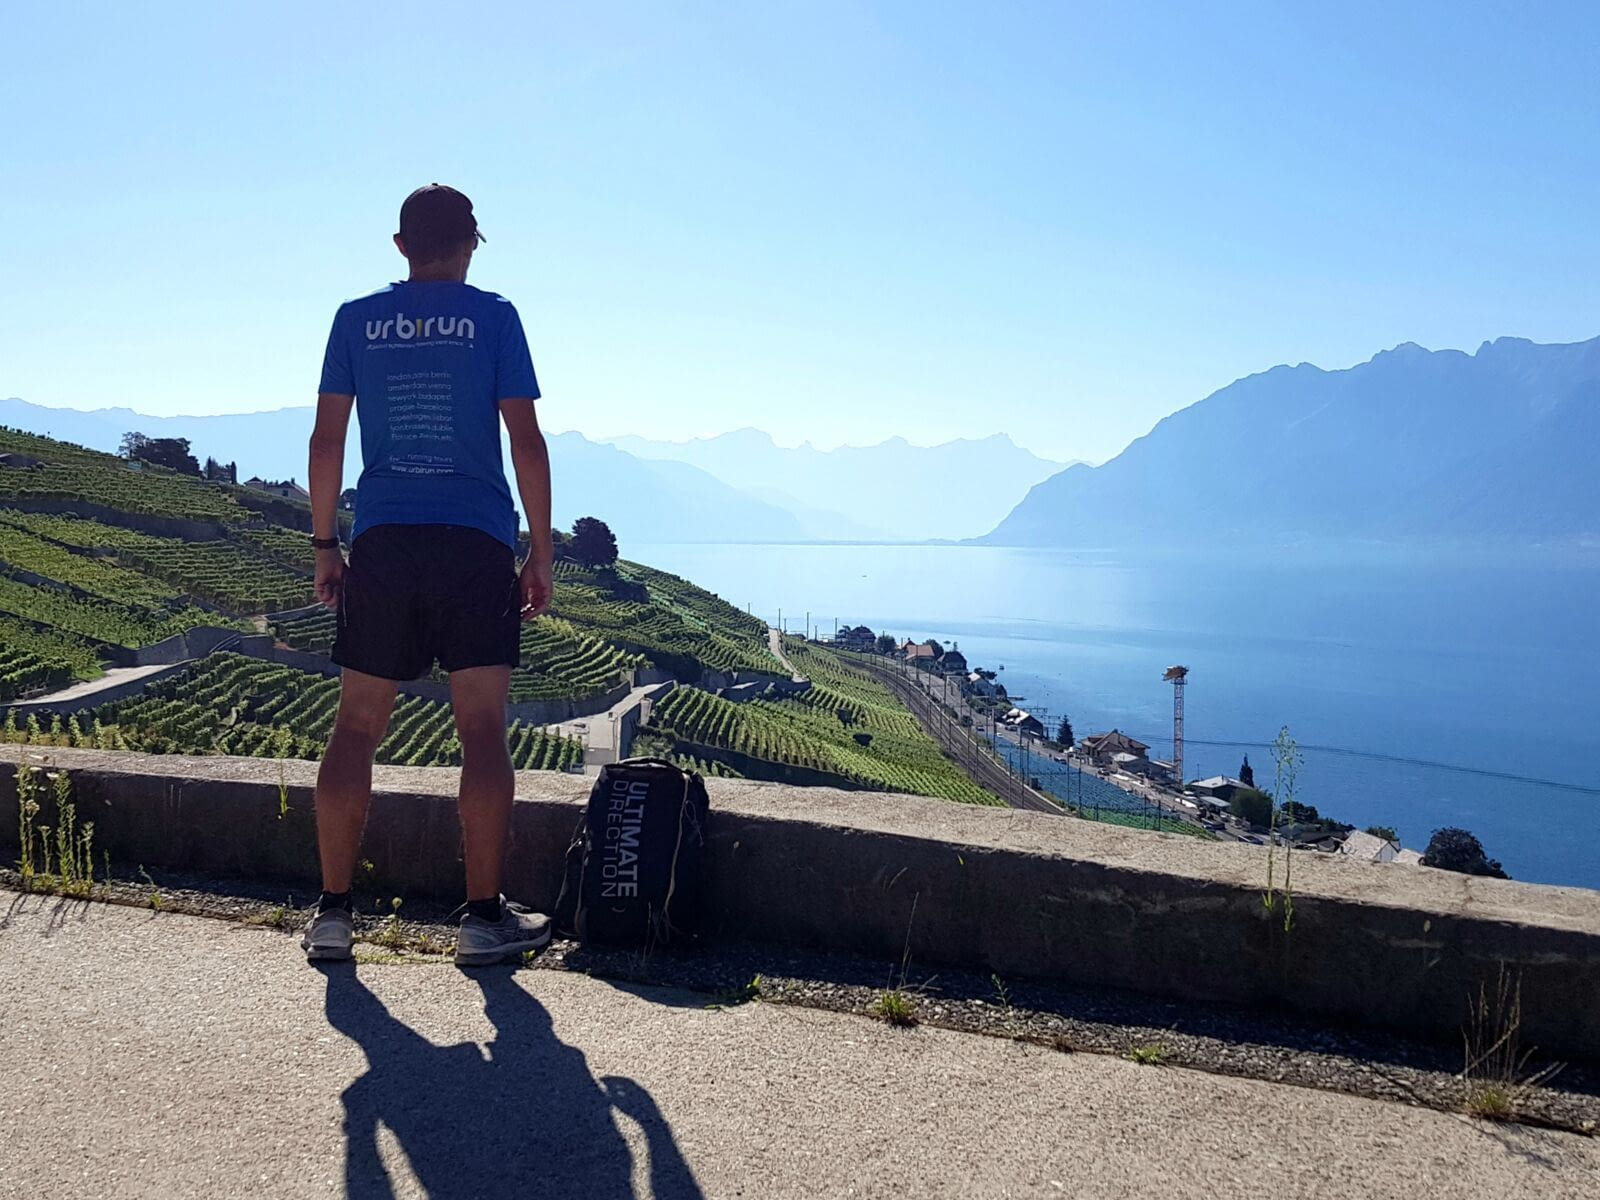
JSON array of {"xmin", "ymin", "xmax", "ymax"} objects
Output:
[{"xmin": 821, "ymin": 623, "xmax": 1431, "ymax": 867}]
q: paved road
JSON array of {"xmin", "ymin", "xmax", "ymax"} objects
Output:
[
  {"xmin": 8, "ymin": 663, "xmax": 177, "ymax": 709},
  {"xmin": 552, "ymin": 679, "xmax": 677, "ymax": 766},
  {"xmin": 854, "ymin": 657, "xmax": 1062, "ymax": 814},
  {"xmin": 2, "ymin": 897, "xmax": 1594, "ymax": 1199},
  {"xmin": 765, "ymin": 627, "xmax": 804, "ymax": 681}
]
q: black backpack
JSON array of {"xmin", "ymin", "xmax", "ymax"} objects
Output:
[{"xmin": 554, "ymin": 757, "xmax": 710, "ymax": 947}]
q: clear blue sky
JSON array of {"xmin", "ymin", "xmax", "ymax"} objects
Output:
[{"xmin": 4, "ymin": 2, "xmax": 1597, "ymax": 463}]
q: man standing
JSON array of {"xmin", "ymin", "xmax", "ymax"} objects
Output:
[{"xmin": 300, "ymin": 184, "xmax": 555, "ymax": 966}]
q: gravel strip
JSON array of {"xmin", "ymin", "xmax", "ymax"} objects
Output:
[{"xmin": 5, "ymin": 867, "xmax": 1596, "ymax": 1138}]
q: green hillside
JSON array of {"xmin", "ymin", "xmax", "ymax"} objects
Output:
[
  {"xmin": 0, "ymin": 425, "xmax": 999, "ymax": 803},
  {"xmin": 0, "ymin": 653, "xmax": 580, "ymax": 770}
]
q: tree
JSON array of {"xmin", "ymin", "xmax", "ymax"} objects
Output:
[
  {"xmin": 1278, "ymin": 799, "xmax": 1323, "ymax": 825},
  {"xmin": 128, "ymin": 436, "xmax": 199, "ymax": 475},
  {"xmin": 1366, "ymin": 825, "xmax": 1399, "ymax": 844},
  {"xmin": 924, "ymin": 639, "xmax": 944, "ymax": 656},
  {"xmin": 1421, "ymin": 827, "xmax": 1509, "ymax": 879},
  {"xmin": 876, "ymin": 633, "xmax": 897, "ymax": 654},
  {"xmin": 1056, "ymin": 715, "xmax": 1075, "ymax": 748},
  {"xmin": 1228, "ymin": 786, "xmax": 1274, "ymax": 829},
  {"xmin": 202, "ymin": 457, "xmax": 238, "ymax": 484},
  {"xmin": 1239, "ymin": 755, "xmax": 1254, "ymax": 787},
  {"xmin": 569, "ymin": 516, "xmax": 618, "ymax": 567}
]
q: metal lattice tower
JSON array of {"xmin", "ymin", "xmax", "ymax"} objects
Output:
[{"xmin": 1163, "ymin": 666, "xmax": 1189, "ymax": 786}]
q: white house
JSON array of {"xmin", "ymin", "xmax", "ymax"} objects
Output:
[
  {"xmin": 1339, "ymin": 830, "xmax": 1399, "ymax": 864},
  {"xmin": 244, "ymin": 476, "xmax": 310, "ymax": 501},
  {"xmin": 965, "ymin": 672, "xmax": 998, "ymax": 698}
]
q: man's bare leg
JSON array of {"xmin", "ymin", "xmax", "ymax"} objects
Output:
[
  {"xmin": 315, "ymin": 668, "xmax": 398, "ymax": 893},
  {"xmin": 450, "ymin": 665, "xmax": 515, "ymax": 902}
]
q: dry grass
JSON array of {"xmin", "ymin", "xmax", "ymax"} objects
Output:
[
  {"xmin": 872, "ymin": 988, "xmax": 919, "ymax": 1027},
  {"xmin": 1460, "ymin": 967, "xmax": 1562, "ymax": 1122}
]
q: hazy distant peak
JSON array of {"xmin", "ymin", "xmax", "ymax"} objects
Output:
[
  {"xmin": 1475, "ymin": 335, "xmax": 1536, "ymax": 356},
  {"xmin": 981, "ymin": 330, "xmax": 1600, "ymax": 548}
]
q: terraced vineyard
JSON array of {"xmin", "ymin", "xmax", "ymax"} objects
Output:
[
  {"xmin": 0, "ymin": 426, "xmax": 1016, "ymax": 813},
  {"xmin": 647, "ymin": 668, "xmax": 1001, "ymax": 805},
  {"xmin": 0, "ymin": 455, "xmax": 243, "ymax": 523},
  {"xmin": 0, "ymin": 575, "xmax": 231, "ymax": 649},
  {"xmin": 0, "ymin": 654, "xmax": 582, "ymax": 770},
  {"xmin": 0, "ymin": 522, "xmax": 178, "ymax": 606},
  {"xmin": 269, "ymin": 609, "xmax": 646, "ymax": 703},
  {"xmin": 0, "ymin": 427, "xmax": 323, "ymax": 531},
  {"xmin": 0, "ymin": 615, "xmax": 102, "ymax": 681},
  {"xmin": 0, "ymin": 509, "xmax": 310, "ymax": 612},
  {"xmin": 232, "ymin": 525, "xmax": 314, "ymax": 570},
  {"xmin": 554, "ymin": 560, "xmax": 778, "ymax": 679},
  {"xmin": 0, "ymin": 645, "xmax": 74, "ymax": 701},
  {"xmin": 513, "ymin": 618, "xmax": 644, "ymax": 701},
  {"xmin": 271, "ymin": 607, "xmax": 335, "ymax": 653},
  {"xmin": 267, "ymin": 560, "xmax": 777, "ymax": 701},
  {"xmin": 112, "ymin": 540, "xmax": 310, "ymax": 611},
  {"xmin": 0, "ymin": 432, "xmax": 321, "ymax": 693}
]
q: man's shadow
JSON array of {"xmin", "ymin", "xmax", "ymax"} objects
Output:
[{"xmin": 321, "ymin": 964, "xmax": 703, "ymax": 1200}]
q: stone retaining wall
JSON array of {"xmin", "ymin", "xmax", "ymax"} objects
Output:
[{"xmin": 3, "ymin": 747, "xmax": 1595, "ymax": 1063}]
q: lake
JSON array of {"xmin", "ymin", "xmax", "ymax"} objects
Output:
[{"xmin": 632, "ymin": 542, "xmax": 1600, "ymax": 890}]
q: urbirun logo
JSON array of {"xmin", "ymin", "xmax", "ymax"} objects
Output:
[{"xmin": 365, "ymin": 313, "xmax": 476, "ymax": 342}]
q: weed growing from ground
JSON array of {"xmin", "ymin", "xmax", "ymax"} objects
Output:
[
  {"xmin": 873, "ymin": 988, "xmax": 919, "ymax": 1027},
  {"xmin": 707, "ymin": 976, "xmax": 763, "ymax": 1010},
  {"xmin": 276, "ymin": 764, "xmax": 289, "ymax": 820},
  {"xmin": 870, "ymin": 893, "xmax": 926, "ymax": 1028},
  {"xmin": 13, "ymin": 765, "xmax": 95, "ymax": 897},
  {"xmin": 991, "ymin": 973, "xmax": 1012, "ymax": 1017},
  {"xmin": 1126, "ymin": 1041, "xmax": 1165, "ymax": 1065},
  {"xmin": 247, "ymin": 905, "xmax": 290, "ymax": 930},
  {"xmin": 15, "ymin": 763, "xmax": 40, "ymax": 884},
  {"xmin": 1263, "ymin": 726, "xmax": 1302, "ymax": 933},
  {"xmin": 413, "ymin": 932, "xmax": 448, "ymax": 956},
  {"xmin": 138, "ymin": 864, "xmax": 164, "ymax": 910},
  {"xmin": 1460, "ymin": 966, "xmax": 1562, "ymax": 1122},
  {"xmin": 368, "ymin": 897, "xmax": 406, "ymax": 949}
]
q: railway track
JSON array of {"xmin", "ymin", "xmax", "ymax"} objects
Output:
[{"xmin": 855, "ymin": 657, "xmax": 1062, "ymax": 814}]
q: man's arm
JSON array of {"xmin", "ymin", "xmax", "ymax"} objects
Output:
[
  {"xmin": 499, "ymin": 396, "xmax": 553, "ymax": 620},
  {"xmin": 309, "ymin": 393, "xmax": 354, "ymax": 608}
]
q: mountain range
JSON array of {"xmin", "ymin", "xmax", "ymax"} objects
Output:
[
  {"xmin": 0, "ymin": 398, "xmax": 1058, "ymax": 544},
  {"xmin": 9, "ymin": 332, "xmax": 1593, "ymax": 550},
  {"xmin": 604, "ymin": 429, "xmax": 1070, "ymax": 541},
  {"xmin": 981, "ymin": 335, "xmax": 1600, "ymax": 547}
]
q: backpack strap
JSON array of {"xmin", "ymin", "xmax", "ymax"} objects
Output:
[{"xmin": 660, "ymin": 772, "xmax": 692, "ymax": 937}]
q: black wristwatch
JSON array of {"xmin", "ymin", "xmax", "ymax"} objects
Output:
[{"xmin": 310, "ymin": 536, "xmax": 341, "ymax": 550}]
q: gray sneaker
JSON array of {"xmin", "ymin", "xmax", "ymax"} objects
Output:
[
  {"xmin": 455, "ymin": 898, "xmax": 552, "ymax": 966},
  {"xmin": 301, "ymin": 907, "xmax": 354, "ymax": 962}
]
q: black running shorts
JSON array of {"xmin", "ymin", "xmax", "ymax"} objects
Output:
[{"xmin": 332, "ymin": 523, "xmax": 521, "ymax": 681}]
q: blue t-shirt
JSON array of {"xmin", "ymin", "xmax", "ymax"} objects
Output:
[{"xmin": 318, "ymin": 281, "xmax": 539, "ymax": 549}]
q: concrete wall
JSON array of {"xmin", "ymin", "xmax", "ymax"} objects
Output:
[
  {"xmin": 7, "ymin": 747, "xmax": 1593, "ymax": 1062},
  {"xmin": 102, "ymin": 628, "xmax": 269, "ymax": 668},
  {"xmin": 701, "ymin": 668, "xmax": 810, "ymax": 695}
]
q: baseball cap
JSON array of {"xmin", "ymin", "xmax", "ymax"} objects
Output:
[{"xmin": 398, "ymin": 184, "xmax": 485, "ymax": 249}]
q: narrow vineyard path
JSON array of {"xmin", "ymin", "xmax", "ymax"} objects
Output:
[{"xmin": 766, "ymin": 627, "xmax": 805, "ymax": 681}]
